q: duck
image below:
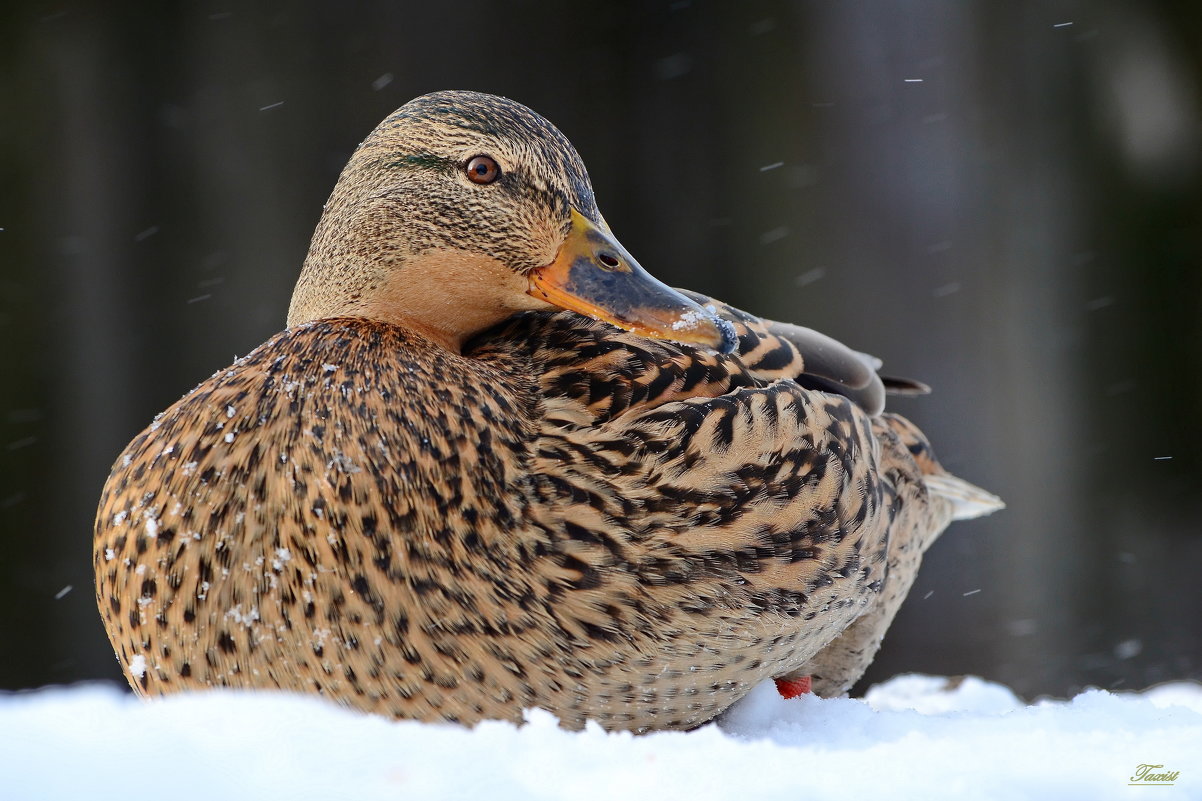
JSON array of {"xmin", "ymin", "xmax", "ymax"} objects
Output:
[{"xmin": 93, "ymin": 90, "xmax": 1002, "ymax": 733}]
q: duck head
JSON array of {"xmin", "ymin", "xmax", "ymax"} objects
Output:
[{"xmin": 288, "ymin": 90, "xmax": 735, "ymax": 354}]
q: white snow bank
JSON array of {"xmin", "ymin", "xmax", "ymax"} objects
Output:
[{"xmin": 2, "ymin": 674, "xmax": 1198, "ymax": 801}]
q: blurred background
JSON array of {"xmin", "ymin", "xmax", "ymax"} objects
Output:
[{"xmin": 1, "ymin": 0, "xmax": 1199, "ymax": 701}]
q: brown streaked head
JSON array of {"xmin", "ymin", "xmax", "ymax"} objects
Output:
[{"xmin": 288, "ymin": 90, "xmax": 735, "ymax": 354}]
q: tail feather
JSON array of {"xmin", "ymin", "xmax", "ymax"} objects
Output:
[
  {"xmin": 881, "ymin": 375, "xmax": 932, "ymax": 395},
  {"xmin": 924, "ymin": 473, "xmax": 1005, "ymax": 520}
]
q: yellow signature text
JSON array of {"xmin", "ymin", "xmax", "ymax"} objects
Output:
[{"xmin": 1130, "ymin": 764, "xmax": 1180, "ymax": 784}]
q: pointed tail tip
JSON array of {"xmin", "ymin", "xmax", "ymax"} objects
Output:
[{"xmin": 923, "ymin": 473, "xmax": 1006, "ymax": 521}]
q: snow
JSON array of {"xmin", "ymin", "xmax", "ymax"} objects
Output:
[
  {"xmin": 670, "ymin": 304, "xmax": 724, "ymax": 334},
  {"xmin": 669, "ymin": 308, "xmax": 710, "ymax": 332},
  {"xmin": 271, "ymin": 547, "xmax": 292, "ymax": 571},
  {"xmin": 1, "ymin": 675, "xmax": 1197, "ymax": 800}
]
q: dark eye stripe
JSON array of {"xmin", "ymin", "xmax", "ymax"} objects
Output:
[{"xmin": 390, "ymin": 154, "xmax": 454, "ymax": 171}]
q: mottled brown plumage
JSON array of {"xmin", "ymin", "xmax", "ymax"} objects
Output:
[{"xmin": 94, "ymin": 90, "xmax": 1002, "ymax": 732}]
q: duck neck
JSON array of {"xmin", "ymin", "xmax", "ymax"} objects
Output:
[
  {"xmin": 288, "ymin": 214, "xmax": 551, "ymax": 354},
  {"xmin": 360, "ymin": 249, "xmax": 549, "ymax": 354}
]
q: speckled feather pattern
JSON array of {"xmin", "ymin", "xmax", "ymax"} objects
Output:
[
  {"xmin": 96, "ymin": 307, "xmax": 957, "ymax": 731},
  {"xmin": 94, "ymin": 89, "xmax": 998, "ymax": 733}
]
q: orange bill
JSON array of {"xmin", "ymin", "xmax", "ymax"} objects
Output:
[{"xmin": 528, "ymin": 209, "xmax": 736, "ymax": 353}]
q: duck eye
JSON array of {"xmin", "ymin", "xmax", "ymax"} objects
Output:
[{"xmin": 465, "ymin": 155, "xmax": 501, "ymax": 185}]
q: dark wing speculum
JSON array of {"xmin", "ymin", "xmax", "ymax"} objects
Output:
[{"xmin": 678, "ymin": 290, "xmax": 928, "ymax": 417}]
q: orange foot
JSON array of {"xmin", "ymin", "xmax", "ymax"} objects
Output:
[{"xmin": 774, "ymin": 675, "xmax": 813, "ymax": 699}]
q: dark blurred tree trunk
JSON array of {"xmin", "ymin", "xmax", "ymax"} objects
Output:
[{"xmin": 1, "ymin": 0, "xmax": 1198, "ymax": 696}]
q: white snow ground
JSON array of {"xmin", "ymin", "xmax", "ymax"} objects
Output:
[{"xmin": 2, "ymin": 674, "xmax": 1199, "ymax": 801}]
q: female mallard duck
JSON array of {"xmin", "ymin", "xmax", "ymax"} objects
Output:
[{"xmin": 94, "ymin": 90, "xmax": 1001, "ymax": 733}]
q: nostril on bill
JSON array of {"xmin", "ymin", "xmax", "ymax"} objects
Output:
[{"xmin": 597, "ymin": 252, "xmax": 620, "ymax": 269}]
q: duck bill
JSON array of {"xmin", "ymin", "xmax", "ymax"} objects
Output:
[{"xmin": 528, "ymin": 209, "xmax": 735, "ymax": 353}]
